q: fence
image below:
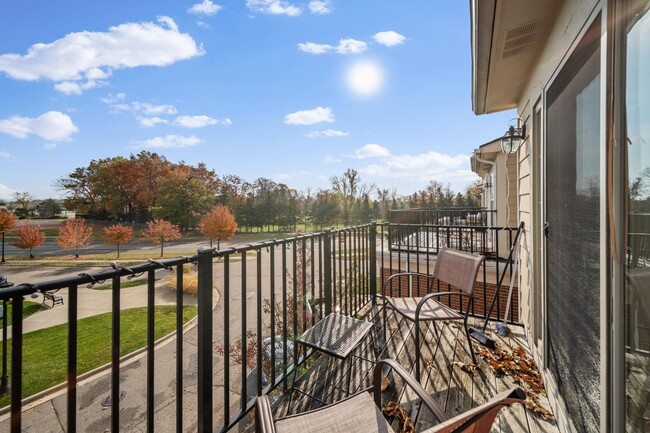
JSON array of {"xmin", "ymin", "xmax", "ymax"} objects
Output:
[
  {"xmin": 0, "ymin": 224, "xmax": 376, "ymax": 433},
  {"xmin": 0, "ymin": 220, "xmax": 520, "ymax": 432}
]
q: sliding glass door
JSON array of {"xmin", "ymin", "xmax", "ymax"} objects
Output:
[{"xmin": 545, "ymin": 16, "xmax": 601, "ymax": 432}]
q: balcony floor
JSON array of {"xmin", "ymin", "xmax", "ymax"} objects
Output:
[{"xmin": 269, "ymin": 304, "xmax": 560, "ymax": 433}]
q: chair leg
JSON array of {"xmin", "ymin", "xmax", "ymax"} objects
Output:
[
  {"xmin": 415, "ymin": 320, "xmax": 421, "ymax": 382},
  {"xmin": 464, "ymin": 323, "xmax": 476, "ymax": 364}
]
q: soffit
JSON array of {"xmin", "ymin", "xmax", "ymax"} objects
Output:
[{"xmin": 471, "ymin": 0, "xmax": 561, "ymax": 114}]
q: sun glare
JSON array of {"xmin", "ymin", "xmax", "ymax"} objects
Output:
[{"xmin": 346, "ymin": 60, "xmax": 384, "ymax": 96}]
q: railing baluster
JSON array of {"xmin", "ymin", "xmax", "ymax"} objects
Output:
[
  {"xmin": 176, "ymin": 264, "xmax": 184, "ymax": 433},
  {"xmin": 292, "ymin": 239, "xmax": 298, "ymax": 364},
  {"xmin": 269, "ymin": 245, "xmax": 276, "ymax": 383},
  {"xmin": 370, "ymin": 224, "xmax": 377, "ymax": 304},
  {"xmin": 67, "ymin": 284, "xmax": 78, "ymax": 433},
  {"xmin": 240, "ymin": 251, "xmax": 247, "ymax": 409},
  {"xmin": 111, "ymin": 276, "xmax": 120, "ymax": 433},
  {"xmin": 147, "ymin": 269, "xmax": 155, "ymax": 433},
  {"xmin": 282, "ymin": 243, "xmax": 288, "ymax": 391},
  {"xmin": 256, "ymin": 249, "xmax": 263, "ymax": 396},
  {"xmin": 197, "ymin": 247, "xmax": 214, "ymax": 433},
  {"xmin": 223, "ymin": 254, "xmax": 231, "ymax": 422},
  {"xmin": 323, "ymin": 230, "xmax": 332, "ymax": 316},
  {"xmin": 10, "ymin": 295, "xmax": 23, "ymax": 433},
  {"xmin": 310, "ymin": 237, "xmax": 315, "ymax": 326}
]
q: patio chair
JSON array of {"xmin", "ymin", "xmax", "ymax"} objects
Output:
[
  {"xmin": 382, "ymin": 248, "xmax": 485, "ymax": 380},
  {"xmin": 255, "ymin": 358, "xmax": 525, "ymax": 433}
]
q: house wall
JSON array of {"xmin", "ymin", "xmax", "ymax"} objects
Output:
[{"xmin": 511, "ymin": 1, "xmax": 602, "ymax": 432}]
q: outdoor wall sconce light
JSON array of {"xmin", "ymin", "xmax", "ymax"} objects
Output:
[{"xmin": 500, "ymin": 118, "xmax": 526, "ymax": 154}]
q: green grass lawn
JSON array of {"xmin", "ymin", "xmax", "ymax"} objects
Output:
[
  {"xmin": 91, "ymin": 278, "xmax": 155, "ymax": 290},
  {"xmin": 0, "ymin": 305, "xmax": 197, "ymax": 407},
  {"xmin": 4, "ymin": 301, "xmax": 42, "ymax": 327}
]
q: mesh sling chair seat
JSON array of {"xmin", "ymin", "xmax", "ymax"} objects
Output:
[
  {"xmin": 381, "ymin": 248, "xmax": 486, "ymax": 380},
  {"xmin": 255, "ymin": 359, "xmax": 525, "ymax": 433}
]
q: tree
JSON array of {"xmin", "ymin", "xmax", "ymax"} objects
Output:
[
  {"xmin": 0, "ymin": 210, "xmax": 18, "ymax": 262},
  {"xmin": 12, "ymin": 222, "xmax": 45, "ymax": 259},
  {"xmin": 35, "ymin": 199, "xmax": 63, "ymax": 218},
  {"xmin": 153, "ymin": 165, "xmax": 216, "ymax": 229},
  {"xmin": 12, "ymin": 191, "xmax": 34, "ymax": 218},
  {"xmin": 56, "ymin": 218, "xmax": 94, "ymax": 258},
  {"xmin": 103, "ymin": 224, "xmax": 134, "ymax": 258},
  {"xmin": 143, "ymin": 219, "xmax": 181, "ymax": 257},
  {"xmin": 199, "ymin": 205, "xmax": 238, "ymax": 248},
  {"xmin": 0, "ymin": 210, "xmax": 18, "ymax": 232}
]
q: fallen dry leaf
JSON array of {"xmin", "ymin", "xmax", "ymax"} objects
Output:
[
  {"xmin": 381, "ymin": 376, "xmax": 390, "ymax": 392},
  {"xmin": 476, "ymin": 343, "xmax": 554, "ymax": 420},
  {"xmin": 382, "ymin": 401, "xmax": 415, "ymax": 433},
  {"xmin": 452, "ymin": 361, "xmax": 478, "ymax": 375}
]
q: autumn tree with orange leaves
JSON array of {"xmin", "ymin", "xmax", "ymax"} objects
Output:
[
  {"xmin": 0, "ymin": 210, "xmax": 18, "ymax": 262},
  {"xmin": 143, "ymin": 219, "xmax": 181, "ymax": 257},
  {"xmin": 199, "ymin": 205, "xmax": 238, "ymax": 248},
  {"xmin": 103, "ymin": 224, "xmax": 134, "ymax": 258},
  {"xmin": 56, "ymin": 218, "xmax": 94, "ymax": 258},
  {"xmin": 12, "ymin": 222, "xmax": 45, "ymax": 259}
]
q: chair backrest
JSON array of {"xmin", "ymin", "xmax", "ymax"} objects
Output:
[
  {"xmin": 422, "ymin": 387, "xmax": 526, "ymax": 433},
  {"xmin": 432, "ymin": 248, "xmax": 485, "ymax": 296}
]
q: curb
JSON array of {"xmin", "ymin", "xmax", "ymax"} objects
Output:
[{"xmin": 0, "ymin": 288, "xmax": 219, "ymax": 422}]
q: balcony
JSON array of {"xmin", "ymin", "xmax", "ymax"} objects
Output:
[{"xmin": 0, "ymin": 221, "xmax": 557, "ymax": 432}]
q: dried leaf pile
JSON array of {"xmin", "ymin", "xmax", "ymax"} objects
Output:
[
  {"xmin": 476, "ymin": 343, "xmax": 554, "ymax": 420},
  {"xmin": 382, "ymin": 401, "xmax": 415, "ymax": 433}
]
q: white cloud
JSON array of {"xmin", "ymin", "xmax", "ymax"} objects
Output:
[
  {"xmin": 373, "ymin": 31, "xmax": 406, "ymax": 47},
  {"xmin": 277, "ymin": 171, "xmax": 308, "ymax": 180},
  {"xmin": 0, "ymin": 183, "xmax": 18, "ymax": 200},
  {"xmin": 139, "ymin": 117, "xmax": 169, "ymax": 127},
  {"xmin": 309, "ymin": 0, "xmax": 332, "ymax": 14},
  {"xmin": 0, "ymin": 151, "xmax": 10, "ymax": 158},
  {"xmin": 246, "ymin": 0, "xmax": 302, "ymax": 16},
  {"xmin": 284, "ymin": 106, "xmax": 334, "ymax": 125},
  {"xmin": 129, "ymin": 102, "xmax": 177, "ymax": 115},
  {"xmin": 43, "ymin": 143, "xmax": 58, "ymax": 150},
  {"xmin": 135, "ymin": 135, "xmax": 204, "ymax": 149},
  {"xmin": 173, "ymin": 115, "xmax": 231, "ymax": 128},
  {"xmin": 188, "ymin": 0, "xmax": 222, "ymax": 16},
  {"xmin": 104, "ymin": 95, "xmax": 177, "ymax": 116},
  {"xmin": 337, "ymin": 39, "xmax": 367, "ymax": 54},
  {"xmin": 305, "ymin": 129, "xmax": 348, "ymax": 138},
  {"xmin": 0, "ymin": 16, "xmax": 204, "ymax": 94},
  {"xmin": 353, "ymin": 144, "xmax": 390, "ymax": 159},
  {"xmin": 0, "ymin": 111, "xmax": 78, "ymax": 141},
  {"xmin": 360, "ymin": 151, "xmax": 468, "ymax": 179},
  {"xmin": 101, "ymin": 92, "xmax": 126, "ymax": 104},
  {"xmin": 324, "ymin": 154, "xmax": 341, "ymax": 163},
  {"xmin": 55, "ymin": 79, "xmax": 106, "ymax": 95},
  {"xmin": 298, "ymin": 38, "xmax": 367, "ymax": 55},
  {"xmin": 297, "ymin": 42, "xmax": 333, "ymax": 54}
]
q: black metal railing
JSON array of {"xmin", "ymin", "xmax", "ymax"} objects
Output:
[
  {"xmin": 0, "ymin": 220, "xmax": 520, "ymax": 432},
  {"xmin": 0, "ymin": 224, "xmax": 377, "ymax": 432},
  {"xmin": 378, "ymin": 222, "xmax": 521, "ymax": 322},
  {"xmin": 389, "ymin": 208, "xmax": 495, "ymax": 226}
]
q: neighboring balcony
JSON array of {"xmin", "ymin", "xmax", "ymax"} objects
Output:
[{"xmin": 0, "ymin": 221, "xmax": 554, "ymax": 432}]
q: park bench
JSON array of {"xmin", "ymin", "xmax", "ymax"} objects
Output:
[{"xmin": 42, "ymin": 290, "xmax": 64, "ymax": 308}]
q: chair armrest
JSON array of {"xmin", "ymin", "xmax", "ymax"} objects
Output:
[
  {"xmin": 255, "ymin": 395, "xmax": 277, "ymax": 433},
  {"xmin": 415, "ymin": 291, "xmax": 472, "ymax": 319},
  {"xmin": 382, "ymin": 272, "xmax": 435, "ymax": 298},
  {"xmin": 373, "ymin": 359, "xmax": 447, "ymax": 424}
]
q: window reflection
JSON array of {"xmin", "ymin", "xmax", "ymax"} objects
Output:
[{"xmin": 625, "ymin": 2, "xmax": 650, "ymax": 431}]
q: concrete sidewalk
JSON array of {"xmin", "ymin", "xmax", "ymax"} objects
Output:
[{"xmin": 1, "ymin": 265, "xmax": 190, "ymax": 336}]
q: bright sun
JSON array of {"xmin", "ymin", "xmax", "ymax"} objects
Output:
[{"xmin": 346, "ymin": 60, "xmax": 384, "ymax": 96}]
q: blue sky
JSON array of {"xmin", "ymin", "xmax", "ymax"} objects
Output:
[{"xmin": 0, "ymin": 0, "xmax": 514, "ymax": 201}]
